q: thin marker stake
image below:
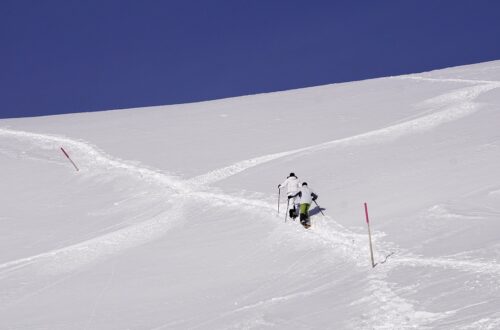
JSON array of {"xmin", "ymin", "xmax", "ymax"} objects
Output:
[
  {"xmin": 61, "ymin": 147, "xmax": 79, "ymax": 171},
  {"xmin": 364, "ymin": 202, "xmax": 376, "ymax": 268}
]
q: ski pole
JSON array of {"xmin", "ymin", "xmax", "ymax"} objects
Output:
[
  {"xmin": 313, "ymin": 200, "xmax": 325, "ymax": 216},
  {"xmin": 277, "ymin": 188, "xmax": 281, "ymax": 216},
  {"xmin": 285, "ymin": 198, "xmax": 290, "ymax": 222}
]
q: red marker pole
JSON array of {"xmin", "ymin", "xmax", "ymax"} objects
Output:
[
  {"xmin": 364, "ymin": 202, "xmax": 375, "ymax": 268},
  {"xmin": 61, "ymin": 147, "xmax": 79, "ymax": 171}
]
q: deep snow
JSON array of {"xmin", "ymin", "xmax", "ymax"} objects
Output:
[{"xmin": 1, "ymin": 60, "xmax": 500, "ymax": 329}]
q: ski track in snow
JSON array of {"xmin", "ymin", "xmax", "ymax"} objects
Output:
[
  {"xmin": 0, "ymin": 207, "xmax": 181, "ymax": 278},
  {"xmin": 188, "ymin": 79, "xmax": 500, "ymax": 186},
  {"xmin": 1, "ymin": 76, "xmax": 500, "ymax": 328},
  {"xmin": 0, "ymin": 128, "xmax": 187, "ymax": 192}
]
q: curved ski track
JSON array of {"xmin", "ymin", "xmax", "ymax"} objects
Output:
[{"xmin": 1, "ymin": 77, "xmax": 500, "ymax": 328}]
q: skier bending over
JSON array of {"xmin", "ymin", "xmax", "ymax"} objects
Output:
[
  {"xmin": 278, "ymin": 172, "xmax": 301, "ymax": 219},
  {"xmin": 293, "ymin": 182, "xmax": 318, "ymax": 228}
]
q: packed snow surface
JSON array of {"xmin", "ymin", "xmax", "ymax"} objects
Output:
[{"xmin": 1, "ymin": 61, "xmax": 500, "ymax": 329}]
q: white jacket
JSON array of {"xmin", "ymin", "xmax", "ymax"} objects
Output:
[
  {"xmin": 280, "ymin": 176, "xmax": 300, "ymax": 196},
  {"xmin": 298, "ymin": 185, "xmax": 316, "ymax": 204}
]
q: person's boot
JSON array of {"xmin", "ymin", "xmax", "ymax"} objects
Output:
[{"xmin": 300, "ymin": 213, "xmax": 310, "ymax": 228}]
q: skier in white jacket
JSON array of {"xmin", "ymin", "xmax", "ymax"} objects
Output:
[
  {"xmin": 278, "ymin": 172, "xmax": 301, "ymax": 219},
  {"xmin": 294, "ymin": 182, "xmax": 318, "ymax": 228}
]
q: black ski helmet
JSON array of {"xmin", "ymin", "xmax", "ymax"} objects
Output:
[
  {"xmin": 302, "ymin": 182, "xmax": 308, "ymax": 186},
  {"xmin": 289, "ymin": 172, "xmax": 296, "ymax": 178}
]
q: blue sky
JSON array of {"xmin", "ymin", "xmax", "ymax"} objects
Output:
[{"xmin": 1, "ymin": 0, "xmax": 499, "ymax": 118}]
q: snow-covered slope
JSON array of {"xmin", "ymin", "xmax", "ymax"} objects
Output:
[{"xmin": 1, "ymin": 60, "xmax": 500, "ymax": 329}]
